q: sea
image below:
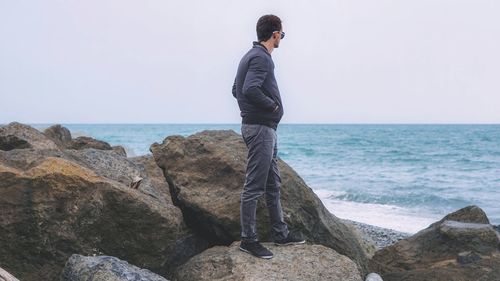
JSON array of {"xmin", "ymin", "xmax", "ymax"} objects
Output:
[{"xmin": 32, "ymin": 124, "xmax": 500, "ymax": 234}]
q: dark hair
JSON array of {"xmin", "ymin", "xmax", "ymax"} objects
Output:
[{"xmin": 256, "ymin": 15, "xmax": 282, "ymax": 42}]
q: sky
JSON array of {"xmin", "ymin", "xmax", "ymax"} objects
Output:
[{"xmin": 1, "ymin": 0, "xmax": 499, "ymax": 124}]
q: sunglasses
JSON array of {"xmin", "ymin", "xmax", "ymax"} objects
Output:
[{"xmin": 274, "ymin": 31, "xmax": 285, "ymax": 39}]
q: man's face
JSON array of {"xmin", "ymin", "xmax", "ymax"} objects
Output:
[{"xmin": 273, "ymin": 28, "xmax": 283, "ymax": 48}]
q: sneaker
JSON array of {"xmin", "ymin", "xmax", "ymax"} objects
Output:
[
  {"xmin": 274, "ymin": 231, "xmax": 306, "ymax": 246},
  {"xmin": 239, "ymin": 241, "xmax": 274, "ymax": 259}
]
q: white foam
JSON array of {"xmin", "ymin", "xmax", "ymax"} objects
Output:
[{"xmin": 314, "ymin": 189, "xmax": 440, "ymax": 234}]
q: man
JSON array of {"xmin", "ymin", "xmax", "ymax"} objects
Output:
[{"xmin": 232, "ymin": 14, "xmax": 305, "ymax": 259}]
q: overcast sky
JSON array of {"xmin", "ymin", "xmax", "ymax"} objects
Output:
[{"xmin": 1, "ymin": 0, "xmax": 499, "ymax": 124}]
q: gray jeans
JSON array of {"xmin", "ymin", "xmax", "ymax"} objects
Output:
[{"xmin": 240, "ymin": 124, "xmax": 289, "ymax": 242}]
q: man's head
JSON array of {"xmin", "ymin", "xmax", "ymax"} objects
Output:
[{"xmin": 257, "ymin": 15, "xmax": 284, "ymax": 48}]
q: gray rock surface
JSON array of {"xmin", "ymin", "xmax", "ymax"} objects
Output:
[
  {"xmin": 151, "ymin": 130, "xmax": 371, "ymax": 275},
  {"xmin": 369, "ymin": 205, "xmax": 500, "ymax": 281},
  {"xmin": 0, "ymin": 135, "xmax": 32, "ymax": 151},
  {"xmin": 429, "ymin": 205, "xmax": 490, "ymax": 227},
  {"xmin": 0, "ymin": 122, "xmax": 59, "ymax": 150},
  {"xmin": 61, "ymin": 254, "xmax": 168, "ymax": 281},
  {"xmin": 43, "ymin": 124, "xmax": 72, "ymax": 147},
  {"xmin": 68, "ymin": 136, "xmax": 113, "ymax": 150},
  {"xmin": 112, "ymin": 145, "xmax": 127, "ymax": 157},
  {"xmin": 174, "ymin": 242, "xmax": 362, "ymax": 281},
  {"xmin": 64, "ymin": 149, "xmax": 172, "ymax": 204}
]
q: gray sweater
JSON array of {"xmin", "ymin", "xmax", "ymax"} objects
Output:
[{"xmin": 232, "ymin": 42, "xmax": 284, "ymax": 130}]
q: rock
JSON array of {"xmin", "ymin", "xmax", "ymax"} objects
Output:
[
  {"xmin": 64, "ymin": 149, "xmax": 170, "ymax": 203},
  {"xmin": 129, "ymin": 155, "xmax": 174, "ymax": 203},
  {"xmin": 0, "ymin": 157, "xmax": 192, "ymax": 280},
  {"xmin": 457, "ymin": 251, "xmax": 481, "ymax": 265},
  {"xmin": 429, "ymin": 205, "xmax": 490, "ymax": 227},
  {"xmin": 343, "ymin": 221, "xmax": 378, "ymax": 258},
  {"xmin": 0, "ymin": 145, "xmax": 66, "ymax": 170},
  {"xmin": 43, "ymin": 124, "xmax": 127, "ymax": 157},
  {"xmin": 0, "ymin": 135, "xmax": 32, "ymax": 151},
  {"xmin": 61, "ymin": 254, "xmax": 169, "ymax": 281},
  {"xmin": 68, "ymin": 136, "xmax": 113, "ymax": 150},
  {"xmin": 63, "ymin": 150, "xmax": 176, "ymax": 206},
  {"xmin": 43, "ymin": 124, "xmax": 72, "ymax": 147},
  {"xmin": 112, "ymin": 145, "xmax": 127, "ymax": 157},
  {"xmin": 0, "ymin": 122, "xmax": 59, "ymax": 150},
  {"xmin": 0, "ymin": 266, "xmax": 20, "ymax": 281},
  {"xmin": 174, "ymin": 242, "xmax": 363, "ymax": 281},
  {"xmin": 0, "ymin": 125, "xmax": 210, "ymax": 281},
  {"xmin": 365, "ymin": 273, "xmax": 383, "ymax": 281},
  {"xmin": 130, "ymin": 176, "xmax": 143, "ymax": 189},
  {"xmin": 369, "ymin": 206, "xmax": 500, "ymax": 281},
  {"xmin": 151, "ymin": 130, "xmax": 371, "ymax": 274}
]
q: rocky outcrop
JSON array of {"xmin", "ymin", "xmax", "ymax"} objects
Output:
[
  {"xmin": 427, "ymin": 205, "xmax": 490, "ymax": 229},
  {"xmin": 369, "ymin": 206, "xmax": 500, "ymax": 281},
  {"xmin": 61, "ymin": 254, "xmax": 169, "ymax": 281},
  {"xmin": 0, "ymin": 267, "xmax": 20, "ymax": 281},
  {"xmin": 0, "ymin": 122, "xmax": 59, "ymax": 150},
  {"xmin": 43, "ymin": 124, "xmax": 127, "ymax": 156},
  {"xmin": 0, "ymin": 135, "xmax": 32, "ymax": 151},
  {"xmin": 0, "ymin": 124, "xmax": 209, "ymax": 281},
  {"xmin": 174, "ymin": 242, "xmax": 362, "ymax": 281},
  {"xmin": 150, "ymin": 130, "xmax": 371, "ymax": 274},
  {"xmin": 68, "ymin": 136, "xmax": 113, "ymax": 150},
  {"xmin": 43, "ymin": 124, "xmax": 72, "ymax": 147}
]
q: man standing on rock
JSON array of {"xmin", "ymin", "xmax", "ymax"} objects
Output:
[{"xmin": 232, "ymin": 14, "xmax": 305, "ymax": 259}]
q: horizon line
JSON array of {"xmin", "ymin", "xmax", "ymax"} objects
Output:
[{"xmin": 8, "ymin": 122, "xmax": 500, "ymax": 126}]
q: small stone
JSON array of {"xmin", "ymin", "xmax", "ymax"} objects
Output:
[
  {"xmin": 365, "ymin": 272, "xmax": 384, "ymax": 281},
  {"xmin": 130, "ymin": 176, "xmax": 143, "ymax": 189}
]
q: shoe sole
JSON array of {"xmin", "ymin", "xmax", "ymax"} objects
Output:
[
  {"xmin": 274, "ymin": 240, "xmax": 306, "ymax": 246},
  {"xmin": 239, "ymin": 246, "xmax": 273, "ymax": 259}
]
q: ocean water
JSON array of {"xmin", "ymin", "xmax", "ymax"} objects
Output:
[{"xmin": 32, "ymin": 124, "xmax": 500, "ymax": 233}]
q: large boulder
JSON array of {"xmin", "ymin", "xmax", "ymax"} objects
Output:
[
  {"xmin": 173, "ymin": 242, "xmax": 362, "ymax": 281},
  {"xmin": 0, "ymin": 123, "xmax": 210, "ymax": 281},
  {"xmin": 0, "ymin": 122, "xmax": 59, "ymax": 150},
  {"xmin": 61, "ymin": 254, "xmax": 169, "ymax": 281},
  {"xmin": 369, "ymin": 206, "xmax": 500, "ymax": 281},
  {"xmin": 43, "ymin": 124, "xmax": 72, "ymax": 147},
  {"xmin": 150, "ymin": 130, "xmax": 371, "ymax": 274}
]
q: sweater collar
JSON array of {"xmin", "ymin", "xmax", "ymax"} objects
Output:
[{"xmin": 253, "ymin": 41, "xmax": 271, "ymax": 56}]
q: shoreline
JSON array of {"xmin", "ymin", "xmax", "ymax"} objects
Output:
[{"xmin": 343, "ymin": 219, "xmax": 411, "ymax": 250}]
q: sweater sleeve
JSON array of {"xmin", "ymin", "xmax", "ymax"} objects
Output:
[
  {"xmin": 232, "ymin": 78, "xmax": 237, "ymax": 98},
  {"xmin": 242, "ymin": 55, "xmax": 276, "ymax": 111}
]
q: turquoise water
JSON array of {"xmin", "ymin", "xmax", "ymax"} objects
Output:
[{"xmin": 32, "ymin": 124, "xmax": 500, "ymax": 232}]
